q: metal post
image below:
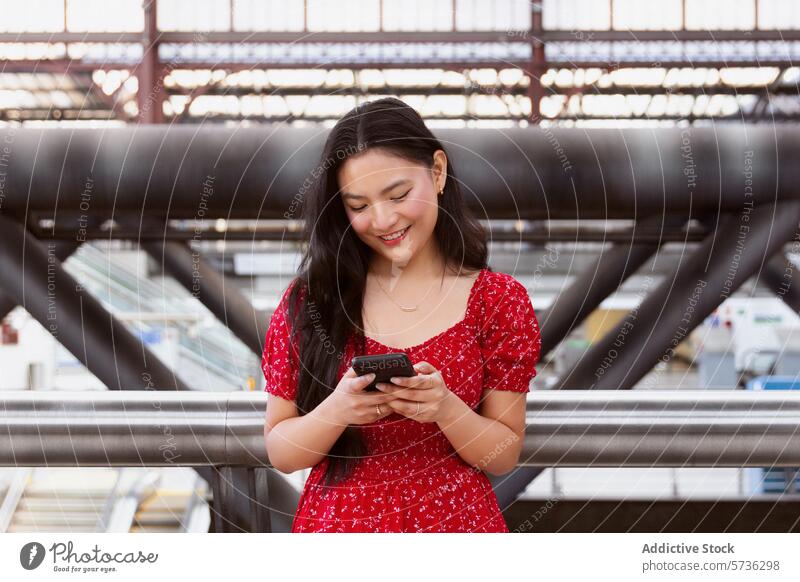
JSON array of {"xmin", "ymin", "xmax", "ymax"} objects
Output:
[
  {"xmin": 194, "ymin": 465, "xmax": 296, "ymax": 533},
  {"xmin": 209, "ymin": 466, "xmax": 279, "ymax": 533},
  {"xmin": 528, "ymin": 2, "xmax": 545, "ymax": 122},
  {"xmin": 210, "ymin": 466, "xmax": 235, "ymax": 533},
  {"xmin": 138, "ymin": 0, "xmax": 164, "ymax": 124},
  {"xmin": 491, "ymin": 467, "xmax": 544, "ymax": 509},
  {"xmin": 248, "ymin": 466, "xmax": 272, "ymax": 532}
]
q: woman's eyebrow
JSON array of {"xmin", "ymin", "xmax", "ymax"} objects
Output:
[{"xmin": 342, "ymin": 178, "xmax": 410, "ymax": 200}]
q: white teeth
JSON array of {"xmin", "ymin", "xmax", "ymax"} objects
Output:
[{"xmin": 379, "ymin": 227, "xmax": 408, "ymax": 241}]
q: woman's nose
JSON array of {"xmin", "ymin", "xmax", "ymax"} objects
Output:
[{"xmin": 370, "ymin": 202, "xmax": 397, "ymax": 231}]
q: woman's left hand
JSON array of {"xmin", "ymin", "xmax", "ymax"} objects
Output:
[{"xmin": 375, "ymin": 361, "xmax": 458, "ymax": 423}]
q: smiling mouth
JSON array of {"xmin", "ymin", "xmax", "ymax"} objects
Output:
[{"xmin": 377, "ymin": 226, "xmax": 410, "ymax": 241}]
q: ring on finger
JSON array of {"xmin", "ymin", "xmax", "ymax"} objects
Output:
[{"xmin": 376, "ymin": 404, "xmax": 383, "ymax": 416}]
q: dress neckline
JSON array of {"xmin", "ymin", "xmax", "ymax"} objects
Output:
[{"xmin": 363, "ymin": 268, "xmax": 487, "ymax": 353}]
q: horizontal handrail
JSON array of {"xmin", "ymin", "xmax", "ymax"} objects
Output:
[
  {"xmin": 2, "ymin": 390, "xmax": 800, "ymax": 467},
  {"xmin": 525, "ymin": 390, "xmax": 800, "ymax": 467},
  {"xmin": 0, "ymin": 391, "xmax": 269, "ymax": 467}
]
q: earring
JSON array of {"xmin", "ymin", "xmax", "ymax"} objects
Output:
[{"xmin": 438, "ymin": 188, "xmax": 443, "ymax": 196}]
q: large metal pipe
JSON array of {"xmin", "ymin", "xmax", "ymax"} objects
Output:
[
  {"xmin": 0, "ymin": 215, "xmax": 185, "ymax": 391},
  {"xmin": 558, "ymin": 200, "xmax": 800, "ymax": 390},
  {"xmin": 0, "ymin": 240, "xmax": 82, "ymax": 321},
  {"xmin": 4, "ymin": 390, "xmax": 800, "ymax": 468},
  {"xmin": 762, "ymin": 251, "xmax": 800, "ymax": 314},
  {"xmin": 1, "ymin": 126, "xmax": 798, "ymax": 220}
]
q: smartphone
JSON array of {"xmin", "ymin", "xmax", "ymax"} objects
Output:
[{"xmin": 351, "ymin": 353, "xmax": 417, "ymax": 392}]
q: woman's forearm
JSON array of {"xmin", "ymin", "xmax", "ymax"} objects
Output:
[
  {"xmin": 436, "ymin": 394, "xmax": 522, "ymax": 475},
  {"xmin": 265, "ymin": 398, "xmax": 347, "ymax": 473}
]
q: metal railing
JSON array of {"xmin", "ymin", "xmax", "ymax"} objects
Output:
[{"xmin": 3, "ymin": 390, "xmax": 800, "ymax": 531}]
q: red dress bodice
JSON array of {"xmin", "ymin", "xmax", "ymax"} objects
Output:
[{"xmin": 262, "ymin": 268, "xmax": 541, "ymax": 532}]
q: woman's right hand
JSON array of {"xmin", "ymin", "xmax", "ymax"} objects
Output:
[{"xmin": 321, "ymin": 367, "xmax": 398, "ymax": 426}]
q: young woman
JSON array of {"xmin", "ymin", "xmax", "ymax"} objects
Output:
[{"xmin": 262, "ymin": 97, "xmax": 541, "ymax": 533}]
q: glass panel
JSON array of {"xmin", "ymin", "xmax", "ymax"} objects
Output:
[
  {"xmin": 0, "ymin": 0, "xmax": 64, "ymax": 32},
  {"xmin": 307, "ymin": 0, "xmax": 380, "ymax": 32},
  {"xmin": 685, "ymin": 0, "xmax": 755, "ymax": 30},
  {"xmin": 542, "ymin": 0, "xmax": 611, "ymax": 30},
  {"xmin": 613, "ymin": 0, "xmax": 682, "ymax": 30},
  {"xmin": 66, "ymin": 0, "xmax": 143, "ymax": 32},
  {"xmin": 232, "ymin": 0, "xmax": 305, "ymax": 31},
  {"xmin": 759, "ymin": 0, "xmax": 800, "ymax": 29},
  {"xmin": 157, "ymin": 0, "xmax": 231, "ymax": 32}
]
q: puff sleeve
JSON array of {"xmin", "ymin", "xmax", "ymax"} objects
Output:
[
  {"xmin": 261, "ymin": 281, "xmax": 302, "ymax": 401},
  {"xmin": 478, "ymin": 274, "xmax": 541, "ymax": 393}
]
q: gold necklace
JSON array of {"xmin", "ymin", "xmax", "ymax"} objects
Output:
[{"xmin": 373, "ymin": 271, "xmax": 445, "ymax": 312}]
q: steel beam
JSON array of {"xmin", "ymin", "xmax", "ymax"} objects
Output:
[
  {"xmin": 209, "ymin": 466, "xmax": 274, "ymax": 533},
  {"xmin": 0, "ymin": 215, "xmax": 184, "ymax": 391},
  {"xmin": 2, "ymin": 30, "xmax": 800, "ymax": 44},
  {"xmin": 137, "ymin": 0, "xmax": 163, "ymax": 124},
  {"xmin": 35, "ymin": 223, "xmax": 710, "ymax": 243},
  {"xmin": 163, "ymin": 84, "xmax": 800, "ymax": 98},
  {"xmin": 559, "ymin": 201, "xmax": 800, "ymax": 390},
  {"xmin": 539, "ymin": 216, "xmax": 684, "ymax": 356},
  {"xmin": 762, "ymin": 251, "xmax": 800, "ymax": 314},
  {"xmin": 0, "ymin": 240, "xmax": 81, "ymax": 321}
]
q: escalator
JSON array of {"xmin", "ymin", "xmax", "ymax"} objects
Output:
[
  {"xmin": 0, "ymin": 467, "xmax": 211, "ymax": 533},
  {"xmin": 62, "ymin": 243, "xmax": 259, "ymax": 392}
]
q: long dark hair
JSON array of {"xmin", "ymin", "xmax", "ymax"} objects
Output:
[{"xmin": 285, "ymin": 97, "xmax": 488, "ymax": 486}]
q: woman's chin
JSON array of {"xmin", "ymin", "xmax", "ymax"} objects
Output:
[{"xmin": 372, "ymin": 243, "xmax": 413, "ymax": 265}]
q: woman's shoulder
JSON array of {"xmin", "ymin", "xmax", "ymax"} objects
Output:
[
  {"xmin": 477, "ymin": 268, "xmax": 529, "ymax": 301},
  {"xmin": 469, "ymin": 268, "xmax": 532, "ymax": 329},
  {"xmin": 275, "ymin": 277, "xmax": 306, "ymax": 311},
  {"xmin": 474, "ymin": 269, "xmax": 538, "ymax": 348}
]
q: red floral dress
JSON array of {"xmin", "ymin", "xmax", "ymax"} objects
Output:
[{"xmin": 261, "ymin": 268, "xmax": 541, "ymax": 532}]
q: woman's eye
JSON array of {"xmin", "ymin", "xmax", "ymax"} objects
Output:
[{"xmin": 349, "ymin": 190, "xmax": 409, "ymax": 212}]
